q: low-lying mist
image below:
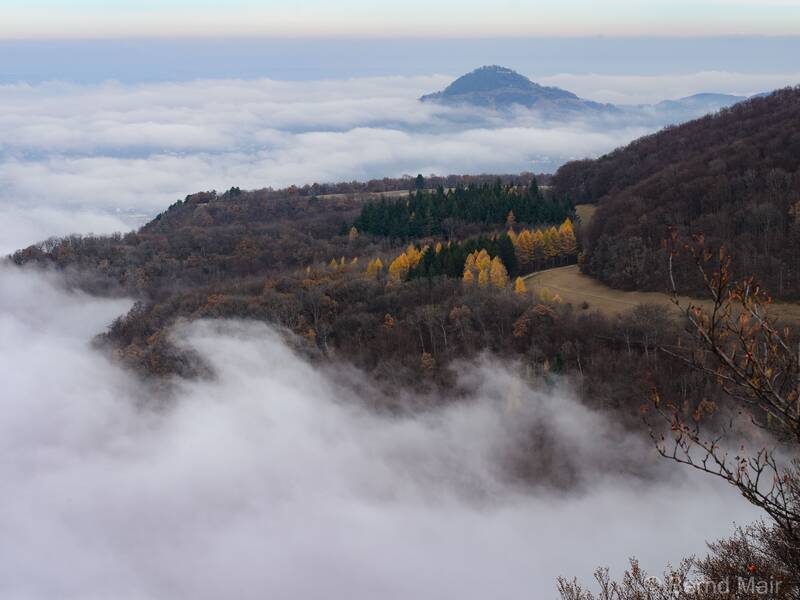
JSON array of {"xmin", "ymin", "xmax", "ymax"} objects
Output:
[
  {"xmin": 0, "ymin": 265, "xmax": 758, "ymax": 599},
  {"xmin": 4, "ymin": 70, "xmax": 798, "ymax": 254}
]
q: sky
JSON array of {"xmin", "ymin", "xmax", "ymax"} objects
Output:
[{"xmin": 3, "ymin": 0, "xmax": 800, "ymax": 37}]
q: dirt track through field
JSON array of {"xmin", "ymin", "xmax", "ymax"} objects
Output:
[{"xmin": 524, "ymin": 264, "xmax": 800, "ymax": 323}]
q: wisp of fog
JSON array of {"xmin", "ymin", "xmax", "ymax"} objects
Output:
[{"xmin": 0, "ymin": 265, "xmax": 758, "ymax": 600}]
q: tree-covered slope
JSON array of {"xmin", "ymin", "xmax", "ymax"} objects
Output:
[{"xmin": 552, "ymin": 87, "xmax": 800, "ymax": 298}]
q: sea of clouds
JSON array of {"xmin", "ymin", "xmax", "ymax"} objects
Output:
[
  {"xmin": 0, "ymin": 265, "xmax": 759, "ymax": 599},
  {"xmin": 2, "ymin": 70, "xmax": 798, "ymax": 255}
]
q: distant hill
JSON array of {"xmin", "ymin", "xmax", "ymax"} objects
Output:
[
  {"xmin": 420, "ymin": 66, "xmax": 758, "ymax": 125},
  {"xmin": 652, "ymin": 92, "xmax": 747, "ymax": 114},
  {"xmin": 552, "ymin": 87, "xmax": 800, "ymax": 299},
  {"xmin": 420, "ymin": 65, "xmax": 617, "ymax": 117}
]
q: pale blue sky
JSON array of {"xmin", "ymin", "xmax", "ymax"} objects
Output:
[{"xmin": 2, "ymin": 0, "xmax": 800, "ymax": 38}]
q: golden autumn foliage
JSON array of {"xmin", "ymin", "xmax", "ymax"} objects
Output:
[
  {"xmin": 388, "ymin": 244, "xmax": 424, "ymax": 280},
  {"xmin": 463, "ymin": 249, "xmax": 509, "ymax": 290},
  {"xmin": 463, "ymin": 249, "xmax": 493, "ymax": 286},
  {"xmin": 514, "ymin": 276, "xmax": 527, "ymax": 294},
  {"xmin": 388, "ymin": 253, "xmax": 410, "ymax": 280},
  {"xmin": 537, "ymin": 287, "xmax": 563, "ymax": 304},
  {"xmin": 512, "ymin": 218, "xmax": 577, "ymax": 268},
  {"xmin": 474, "ymin": 249, "xmax": 491, "ymax": 272},
  {"xmin": 366, "ymin": 257, "xmax": 383, "ymax": 277},
  {"xmin": 348, "ymin": 226, "xmax": 359, "ymax": 241},
  {"xmin": 542, "ymin": 227, "xmax": 559, "ymax": 258},
  {"xmin": 531, "ymin": 229, "xmax": 545, "ymax": 261},
  {"xmin": 489, "ymin": 256, "xmax": 509, "ymax": 289},
  {"xmin": 478, "ymin": 267, "xmax": 489, "ymax": 287},
  {"xmin": 515, "ymin": 229, "xmax": 534, "ymax": 267},
  {"xmin": 558, "ymin": 218, "xmax": 578, "ymax": 256}
]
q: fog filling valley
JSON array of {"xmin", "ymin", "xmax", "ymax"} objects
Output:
[{"xmin": 0, "ymin": 265, "xmax": 759, "ymax": 599}]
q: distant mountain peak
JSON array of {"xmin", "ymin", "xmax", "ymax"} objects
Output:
[
  {"xmin": 419, "ymin": 65, "xmax": 599, "ymax": 114},
  {"xmin": 437, "ymin": 65, "xmax": 545, "ymax": 95}
]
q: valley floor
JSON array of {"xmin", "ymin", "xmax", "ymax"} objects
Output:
[{"xmin": 526, "ymin": 264, "xmax": 800, "ymax": 322}]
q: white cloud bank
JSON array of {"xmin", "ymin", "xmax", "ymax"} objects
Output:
[
  {"xmin": 2, "ymin": 71, "xmax": 798, "ymax": 254},
  {"xmin": 0, "ymin": 266, "xmax": 758, "ymax": 599}
]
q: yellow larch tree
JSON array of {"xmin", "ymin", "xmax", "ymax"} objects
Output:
[
  {"xmin": 474, "ymin": 249, "xmax": 491, "ymax": 272},
  {"xmin": 387, "ymin": 244, "xmax": 426, "ymax": 281},
  {"xmin": 366, "ymin": 258, "xmax": 383, "ymax": 277},
  {"xmin": 514, "ymin": 276, "xmax": 527, "ymax": 294},
  {"xmin": 348, "ymin": 226, "xmax": 359, "ymax": 241},
  {"xmin": 515, "ymin": 229, "xmax": 534, "ymax": 268},
  {"xmin": 531, "ymin": 229, "xmax": 545, "ymax": 264},
  {"xmin": 464, "ymin": 252, "xmax": 476, "ymax": 271},
  {"xmin": 489, "ymin": 256, "xmax": 509, "ymax": 289},
  {"xmin": 558, "ymin": 218, "xmax": 578, "ymax": 257},
  {"xmin": 542, "ymin": 227, "xmax": 560, "ymax": 261},
  {"xmin": 388, "ymin": 253, "xmax": 411, "ymax": 280},
  {"xmin": 463, "ymin": 250, "xmax": 480, "ymax": 283},
  {"xmin": 478, "ymin": 266, "xmax": 489, "ymax": 287}
]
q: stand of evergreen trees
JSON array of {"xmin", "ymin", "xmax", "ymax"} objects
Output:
[{"xmin": 352, "ymin": 180, "xmax": 574, "ymax": 240}]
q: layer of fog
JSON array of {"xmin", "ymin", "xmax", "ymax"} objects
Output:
[
  {"xmin": 540, "ymin": 70, "xmax": 800, "ymax": 104},
  {"xmin": 0, "ymin": 265, "xmax": 759, "ymax": 600},
  {"xmin": 3, "ymin": 70, "xmax": 799, "ymax": 254}
]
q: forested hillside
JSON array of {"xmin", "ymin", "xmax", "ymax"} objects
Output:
[
  {"xmin": 9, "ymin": 174, "xmax": 702, "ymax": 420},
  {"xmin": 552, "ymin": 87, "xmax": 800, "ymax": 298},
  {"xmin": 352, "ymin": 180, "xmax": 573, "ymax": 240}
]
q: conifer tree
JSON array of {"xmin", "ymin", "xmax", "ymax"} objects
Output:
[{"xmin": 506, "ymin": 210, "xmax": 516, "ymax": 229}]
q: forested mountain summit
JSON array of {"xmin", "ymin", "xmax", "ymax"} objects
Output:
[{"xmin": 552, "ymin": 86, "xmax": 800, "ymax": 298}]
